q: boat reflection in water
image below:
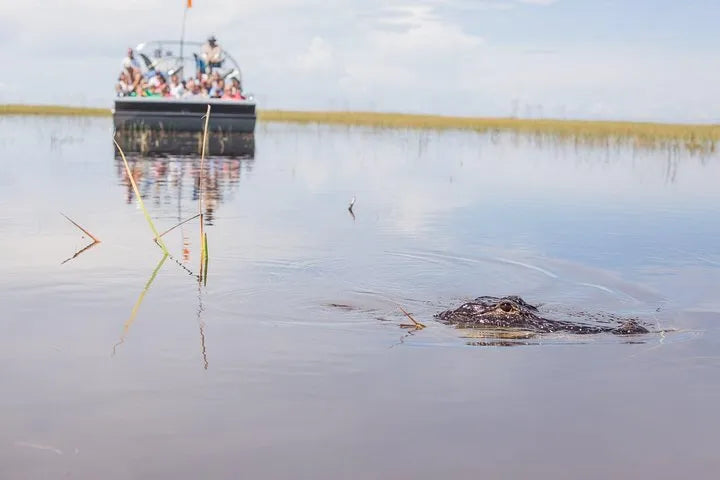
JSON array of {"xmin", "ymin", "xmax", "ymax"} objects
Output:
[
  {"xmin": 114, "ymin": 127, "xmax": 255, "ymax": 157},
  {"xmin": 114, "ymin": 134, "xmax": 254, "ymax": 226}
]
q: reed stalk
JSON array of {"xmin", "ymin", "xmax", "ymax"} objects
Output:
[
  {"xmin": 398, "ymin": 306, "xmax": 426, "ymax": 329},
  {"xmin": 154, "ymin": 213, "xmax": 201, "ymax": 241},
  {"xmin": 60, "ymin": 212, "xmax": 101, "ymax": 243},
  {"xmin": 198, "ymin": 105, "xmax": 211, "ymax": 282},
  {"xmin": 113, "ymin": 138, "xmax": 169, "ymax": 255},
  {"xmin": 202, "ymin": 232, "xmax": 209, "ymax": 286}
]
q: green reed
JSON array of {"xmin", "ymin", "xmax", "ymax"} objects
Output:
[{"xmin": 113, "ymin": 138, "xmax": 169, "ymax": 255}]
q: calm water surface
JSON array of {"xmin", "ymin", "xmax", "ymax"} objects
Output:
[{"xmin": 1, "ymin": 116, "xmax": 719, "ymax": 479}]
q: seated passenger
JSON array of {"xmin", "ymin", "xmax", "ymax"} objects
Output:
[
  {"xmin": 131, "ymin": 69, "xmax": 143, "ymax": 92},
  {"xmin": 223, "ymin": 85, "xmax": 244, "ymax": 100},
  {"xmin": 230, "ymin": 78, "xmax": 244, "ymax": 96},
  {"xmin": 116, "ymin": 71, "xmax": 133, "ymax": 96},
  {"xmin": 209, "ymin": 78, "xmax": 225, "ymax": 98},
  {"xmin": 169, "ymin": 74, "xmax": 185, "ymax": 97},
  {"xmin": 199, "ymin": 73, "xmax": 212, "ymax": 94},
  {"xmin": 152, "ymin": 75, "xmax": 169, "ymax": 96},
  {"xmin": 184, "ymin": 78, "xmax": 197, "ymax": 96},
  {"xmin": 184, "ymin": 78, "xmax": 206, "ymax": 97},
  {"xmin": 133, "ymin": 81, "xmax": 146, "ymax": 97},
  {"xmin": 146, "ymin": 70, "xmax": 163, "ymax": 88}
]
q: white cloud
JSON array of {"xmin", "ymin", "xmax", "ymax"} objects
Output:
[
  {"xmin": 371, "ymin": 5, "xmax": 483, "ymax": 54},
  {"xmin": 334, "ymin": 4, "xmax": 485, "ymax": 101},
  {"xmin": 296, "ymin": 37, "xmax": 335, "ymax": 72}
]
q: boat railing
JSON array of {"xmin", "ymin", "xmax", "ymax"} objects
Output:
[{"xmin": 135, "ymin": 40, "xmax": 243, "ymax": 83}]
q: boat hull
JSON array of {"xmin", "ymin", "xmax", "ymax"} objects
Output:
[{"xmin": 113, "ymin": 97, "xmax": 256, "ymax": 133}]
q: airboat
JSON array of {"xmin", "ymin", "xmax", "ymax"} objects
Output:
[{"xmin": 112, "ymin": 40, "xmax": 256, "ymax": 134}]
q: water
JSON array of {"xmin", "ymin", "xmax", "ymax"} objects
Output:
[{"xmin": 1, "ymin": 116, "xmax": 719, "ymax": 479}]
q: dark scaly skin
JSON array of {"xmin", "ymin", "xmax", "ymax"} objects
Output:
[{"xmin": 435, "ymin": 296, "xmax": 649, "ymax": 335}]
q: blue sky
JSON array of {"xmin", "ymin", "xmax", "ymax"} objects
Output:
[{"xmin": 1, "ymin": 0, "xmax": 718, "ymax": 122}]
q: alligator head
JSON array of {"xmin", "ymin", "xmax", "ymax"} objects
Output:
[{"xmin": 435, "ymin": 296, "xmax": 649, "ymax": 335}]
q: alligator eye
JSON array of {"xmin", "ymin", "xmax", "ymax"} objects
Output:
[{"xmin": 498, "ymin": 302, "xmax": 513, "ymax": 312}]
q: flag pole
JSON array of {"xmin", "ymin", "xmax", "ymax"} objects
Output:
[{"xmin": 180, "ymin": 1, "xmax": 191, "ymax": 75}]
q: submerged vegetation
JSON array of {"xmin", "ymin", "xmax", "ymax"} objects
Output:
[{"xmin": 2, "ymin": 104, "xmax": 718, "ymax": 152}]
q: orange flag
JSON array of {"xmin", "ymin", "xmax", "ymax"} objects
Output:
[{"xmin": 187, "ymin": 0, "xmax": 192, "ymax": 7}]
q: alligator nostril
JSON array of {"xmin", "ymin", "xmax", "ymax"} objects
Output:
[{"xmin": 499, "ymin": 302, "xmax": 513, "ymax": 312}]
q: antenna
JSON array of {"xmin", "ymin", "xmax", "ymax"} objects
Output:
[{"xmin": 179, "ymin": 1, "xmax": 192, "ymax": 76}]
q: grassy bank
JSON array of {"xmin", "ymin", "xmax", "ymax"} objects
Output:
[
  {"xmin": 2, "ymin": 104, "xmax": 718, "ymax": 150},
  {"xmin": 260, "ymin": 110, "xmax": 719, "ymax": 151},
  {"xmin": 0, "ymin": 104, "xmax": 110, "ymax": 117}
]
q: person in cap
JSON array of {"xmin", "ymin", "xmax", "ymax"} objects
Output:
[{"xmin": 201, "ymin": 35, "xmax": 223, "ymax": 72}]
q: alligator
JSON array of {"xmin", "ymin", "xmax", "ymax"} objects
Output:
[{"xmin": 436, "ymin": 295, "xmax": 649, "ymax": 335}]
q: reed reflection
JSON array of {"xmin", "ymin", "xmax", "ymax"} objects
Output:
[
  {"xmin": 111, "ymin": 249, "xmax": 212, "ymax": 370},
  {"xmin": 61, "ymin": 240, "xmax": 100, "ymax": 265},
  {"xmin": 112, "ymin": 253, "xmax": 168, "ymax": 356},
  {"xmin": 197, "ymin": 283, "xmax": 209, "ymax": 370}
]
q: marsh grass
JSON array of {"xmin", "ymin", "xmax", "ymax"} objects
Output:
[
  {"xmin": 260, "ymin": 110, "xmax": 720, "ymax": 152},
  {"xmin": 0, "ymin": 104, "xmax": 110, "ymax": 116},
  {"xmin": 114, "ymin": 138, "xmax": 169, "ymax": 255},
  {"xmin": 3, "ymin": 104, "xmax": 718, "ymax": 151}
]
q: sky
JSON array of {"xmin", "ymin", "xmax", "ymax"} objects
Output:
[{"xmin": 1, "ymin": 0, "xmax": 718, "ymax": 122}]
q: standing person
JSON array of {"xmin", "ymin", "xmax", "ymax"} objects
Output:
[
  {"xmin": 201, "ymin": 35, "xmax": 223, "ymax": 72},
  {"xmin": 122, "ymin": 48, "xmax": 141, "ymax": 73}
]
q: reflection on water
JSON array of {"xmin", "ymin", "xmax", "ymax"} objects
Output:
[
  {"xmin": 114, "ymin": 128, "xmax": 255, "ymax": 157},
  {"xmin": 61, "ymin": 239, "xmax": 100, "ymax": 265},
  {"xmin": 197, "ymin": 282, "xmax": 209, "ymax": 370},
  {"xmin": 114, "ymin": 152, "xmax": 254, "ymax": 225},
  {"xmin": 1, "ymin": 116, "xmax": 720, "ymax": 479},
  {"xmin": 112, "ymin": 253, "xmax": 168, "ymax": 356}
]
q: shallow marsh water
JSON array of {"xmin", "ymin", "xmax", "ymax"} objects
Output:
[{"xmin": 1, "ymin": 116, "xmax": 719, "ymax": 478}]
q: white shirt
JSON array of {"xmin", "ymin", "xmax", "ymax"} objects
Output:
[
  {"xmin": 170, "ymin": 82, "xmax": 185, "ymax": 98},
  {"xmin": 122, "ymin": 56, "xmax": 140, "ymax": 70},
  {"xmin": 201, "ymin": 44, "xmax": 223, "ymax": 63}
]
